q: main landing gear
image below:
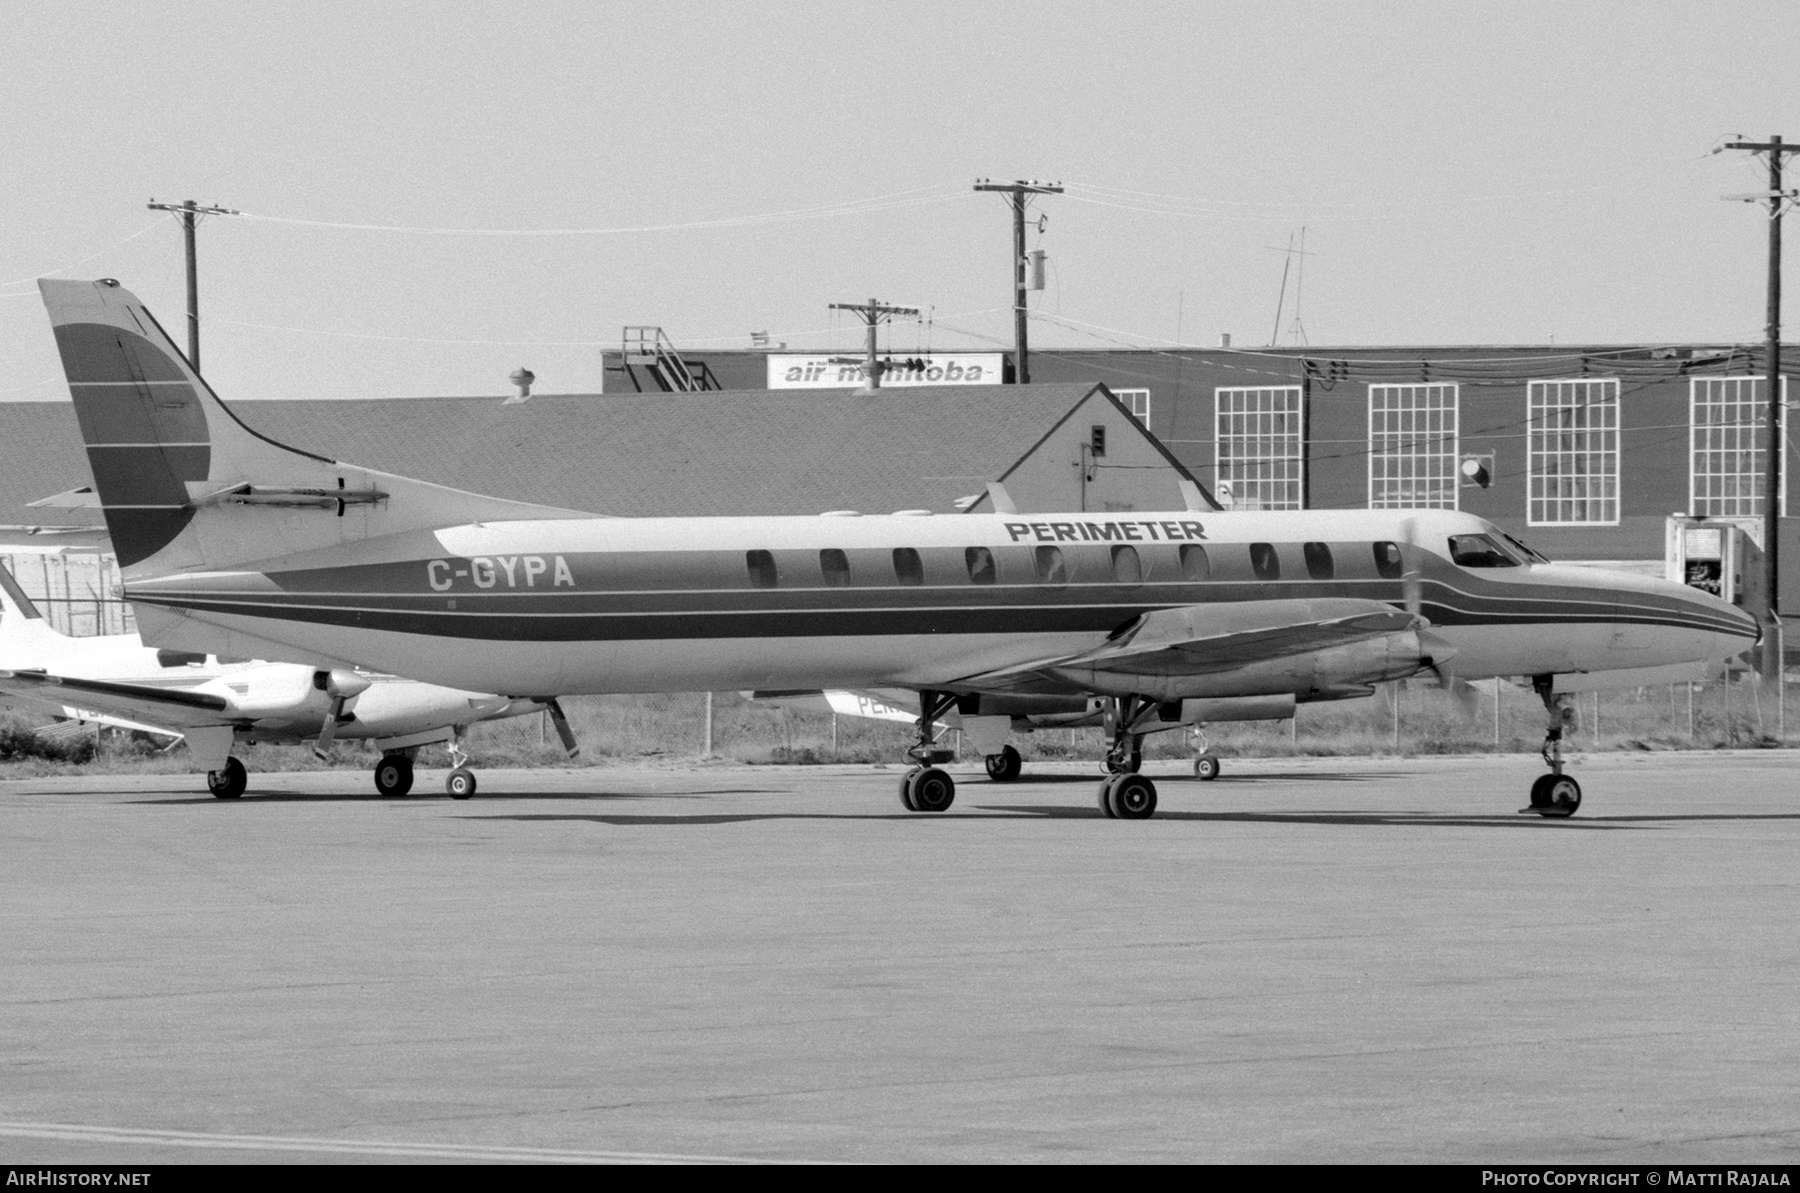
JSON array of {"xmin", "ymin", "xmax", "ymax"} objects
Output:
[
  {"xmin": 899, "ymin": 690, "xmax": 958, "ymax": 813},
  {"xmin": 984, "ymin": 744, "xmax": 1022, "ymax": 782},
  {"xmin": 373, "ymin": 751, "xmax": 415, "ymax": 797},
  {"xmin": 1096, "ymin": 696, "xmax": 1161, "ymax": 819},
  {"xmin": 1523, "ymin": 678, "xmax": 1581, "ymax": 818},
  {"xmin": 206, "ymin": 756, "xmax": 247, "ymax": 800}
]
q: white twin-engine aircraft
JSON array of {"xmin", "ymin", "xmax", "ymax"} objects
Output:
[
  {"xmin": 38, "ymin": 278, "xmax": 1758, "ymax": 818},
  {"xmin": 0, "ymin": 560, "xmax": 573, "ymax": 799}
]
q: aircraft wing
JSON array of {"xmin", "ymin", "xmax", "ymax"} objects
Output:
[
  {"xmin": 0, "ymin": 670, "xmax": 229, "ymax": 730},
  {"xmin": 951, "ymin": 598, "xmax": 1430, "ymax": 696}
]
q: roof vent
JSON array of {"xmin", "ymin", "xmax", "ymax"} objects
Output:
[{"xmin": 505, "ymin": 367, "xmax": 535, "ymax": 404}]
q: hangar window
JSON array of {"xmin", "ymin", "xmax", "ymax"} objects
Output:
[
  {"xmin": 965, "ymin": 546, "xmax": 997, "ymax": 585},
  {"xmin": 819, "ymin": 549, "xmax": 850, "ymax": 587},
  {"xmin": 1528, "ymin": 378, "xmax": 1619, "ymax": 526},
  {"xmin": 745, "ymin": 550, "xmax": 778, "ymax": 589},
  {"xmin": 1034, "ymin": 545, "xmax": 1068, "ymax": 584},
  {"xmin": 892, "ymin": 547, "xmax": 924, "ymax": 586},
  {"xmin": 1690, "ymin": 376, "xmax": 1788, "ymax": 517},
  {"xmin": 1179, "ymin": 543, "xmax": 1210, "ymax": 582},
  {"xmin": 1250, "ymin": 542, "xmax": 1281, "ymax": 581},
  {"xmin": 1114, "ymin": 388, "xmax": 1151, "ymax": 427},
  {"xmin": 1368, "ymin": 383, "xmax": 1459, "ymax": 509},
  {"xmin": 1215, "ymin": 386, "xmax": 1304, "ymax": 510},
  {"xmin": 1302, "ymin": 541, "xmax": 1334, "ymax": 579},
  {"xmin": 1373, "ymin": 541, "xmax": 1404, "ymax": 578},
  {"xmin": 1110, "ymin": 545, "xmax": 1142, "ymax": 585}
]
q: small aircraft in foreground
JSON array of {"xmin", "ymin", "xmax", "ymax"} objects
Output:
[
  {"xmin": 37, "ymin": 278, "xmax": 1759, "ymax": 817},
  {"xmin": 0, "ymin": 560, "xmax": 576, "ymax": 798}
]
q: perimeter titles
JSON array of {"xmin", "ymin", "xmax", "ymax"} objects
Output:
[
  {"xmin": 426, "ymin": 555, "xmax": 575, "ymax": 592},
  {"xmin": 1005, "ymin": 519, "xmax": 1207, "ymax": 544}
]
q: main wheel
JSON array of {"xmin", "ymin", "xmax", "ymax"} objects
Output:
[
  {"xmin": 1194, "ymin": 753, "xmax": 1221, "ymax": 781},
  {"xmin": 984, "ymin": 745, "xmax": 1023, "ymax": 782},
  {"xmin": 373, "ymin": 755, "xmax": 413, "ymax": 798},
  {"xmin": 206, "ymin": 756, "xmax": 247, "ymax": 800},
  {"xmin": 909, "ymin": 766, "xmax": 955, "ymax": 813},
  {"xmin": 1107, "ymin": 773, "xmax": 1158, "ymax": 820},
  {"xmin": 1538, "ymin": 774, "xmax": 1581, "ymax": 818},
  {"xmin": 1096, "ymin": 775, "xmax": 1119, "ymax": 817},
  {"xmin": 1527, "ymin": 773, "xmax": 1555, "ymax": 809},
  {"xmin": 446, "ymin": 767, "xmax": 477, "ymax": 799},
  {"xmin": 899, "ymin": 766, "xmax": 921, "ymax": 811}
]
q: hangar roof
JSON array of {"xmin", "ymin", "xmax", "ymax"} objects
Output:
[{"xmin": 0, "ymin": 382, "xmax": 1207, "ymax": 531}]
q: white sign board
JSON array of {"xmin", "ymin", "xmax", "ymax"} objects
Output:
[{"xmin": 768, "ymin": 353, "xmax": 1005, "ymax": 390}]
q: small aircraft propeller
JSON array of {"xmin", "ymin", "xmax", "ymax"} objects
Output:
[
  {"xmin": 1399, "ymin": 517, "xmax": 1457, "ymax": 689},
  {"xmin": 312, "ymin": 669, "xmax": 371, "ymax": 760},
  {"xmin": 543, "ymin": 697, "xmax": 581, "ymax": 758}
]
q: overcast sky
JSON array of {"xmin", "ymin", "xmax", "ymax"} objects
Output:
[{"xmin": 3, "ymin": 0, "xmax": 1798, "ymax": 403}]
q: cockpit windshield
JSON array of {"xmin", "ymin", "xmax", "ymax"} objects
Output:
[
  {"xmin": 1500, "ymin": 531, "xmax": 1550, "ymax": 565},
  {"xmin": 1447, "ymin": 533, "xmax": 1522, "ymax": 568}
]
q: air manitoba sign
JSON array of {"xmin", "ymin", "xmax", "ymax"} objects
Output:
[{"xmin": 767, "ymin": 353, "xmax": 1005, "ymax": 389}]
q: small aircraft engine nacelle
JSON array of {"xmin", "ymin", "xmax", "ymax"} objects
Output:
[
  {"xmin": 1051, "ymin": 629, "xmax": 1443, "ymax": 703},
  {"xmin": 313, "ymin": 669, "xmax": 372, "ymax": 700}
]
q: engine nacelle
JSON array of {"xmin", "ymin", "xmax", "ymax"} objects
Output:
[{"xmin": 1048, "ymin": 629, "xmax": 1437, "ymax": 703}]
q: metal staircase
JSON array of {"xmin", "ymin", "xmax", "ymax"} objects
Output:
[{"xmin": 617, "ymin": 326, "xmax": 721, "ymax": 393}]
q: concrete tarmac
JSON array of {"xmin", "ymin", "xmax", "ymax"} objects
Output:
[{"xmin": 2, "ymin": 752, "xmax": 1798, "ymax": 1165}]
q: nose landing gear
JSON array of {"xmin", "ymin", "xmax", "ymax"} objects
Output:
[
  {"xmin": 1189, "ymin": 726, "xmax": 1221, "ymax": 781},
  {"xmin": 1523, "ymin": 679, "xmax": 1582, "ymax": 818}
]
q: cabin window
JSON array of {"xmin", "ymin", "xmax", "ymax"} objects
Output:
[
  {"xmin": 1373, "ymin": 541, "xmax": 1404, "ymax": 579},
  {"xmin": 1448, "ymin": 533, "xmax": 1520, "ymax": 568},
  {"xmin": 965, "ymin": 546, "xmax": 997, "ymax": 585},
  {"xmin": 820, "ymin": 548, "xmax": 851, "ymax": 586},
  {"xmin": 1110, "ymin": 544, "xmax": 1142, "ymax": 585},
  {"xmin": 1303, "ymin": 541, "xmax": 1334, "ymax": 580},
  {"xmin": 1034, "ymin": 545, "xmax": 1068, "ymax": 584},
  {"xmin": 892, "ymin": 547, "xmax": 924, "ymax": 586},
  {"xmin": 1501, "ymin": 532, "xmax": 1549, "ymax": 564},
  {"xmin": 745, "ymin": 550, "xmax": 778, "ymax": 589},
  {"xmin": 1179, "ymin": 543, "xmax": 1209, "ymax": 582},
  {"xmin": 1250, "ymin": 542, "xmax": 1281, "ymax": 581}
]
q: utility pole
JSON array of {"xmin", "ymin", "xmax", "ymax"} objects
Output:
[
  {"xmin": 827, "ymin": 298, "xmax": 919, "ymax": 393},
  {"xmin": 1722, "ymin": 138, "xmax": 1800, "ymax": 700},
  {"xmin": 974, "ymin": 179, "xmax": 1061, "ymax": 384},
  {"xmin": 146, "ymin": 198, "xmax": 239, "ymax": 373}
]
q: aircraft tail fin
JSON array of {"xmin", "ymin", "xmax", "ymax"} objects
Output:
[
  {"xmin": 0, "ymin": 561, "xmax": 72, "ymax": 656},
  {"xmin": 37, "ymin": 279, "xmax": 588, "ymax": 578}
]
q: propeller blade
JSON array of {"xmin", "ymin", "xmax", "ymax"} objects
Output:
[
  {"xmin": 1399, "ymin": 516, "xmax": 1426, "ymax": 623},
  {"xmin": 312, "ymin": 694, "xmax": 346, "ymax": 761},
  {"xmin": 545, "ymin": 698, "xmax": 581, "ymax": 758}
]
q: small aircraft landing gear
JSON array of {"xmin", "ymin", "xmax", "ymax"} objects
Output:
[
  {"xmin": 206, "ymin": 756, "xmax": 247, "ymax": 800},
  {"xmin": 1096, "ymin": 696, "xmax": 1161, "ymax": 818},
  {"xmin": 1097, "ymin": 772, "xmax": 1158, "ymax": 819},
  {"xmin": 1189, "ymin": 725, "xmax": 1221, "ymax": 781},
  {"xmin": 445, "ymin": 731, "xmax": 477, "ymax": 799},
  {"xmin": 373, "ymin": 752, "xmax": 414, "ymax": 798},
  {"xmin": 899, "ymin": 689, "xmax": 959, "ymax": 812},
  {"xmin": 1523, "ymin": 679, "xmax": 1581, "ymax": 818},
  {"xmin": 984, "ymin": 744, "xmax": 1022, "ymax": 782}
]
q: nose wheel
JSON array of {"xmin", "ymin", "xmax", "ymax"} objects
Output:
[{"xmin": 1522, "ymin": 682, "xmax": 1582, "ymax": 817}]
